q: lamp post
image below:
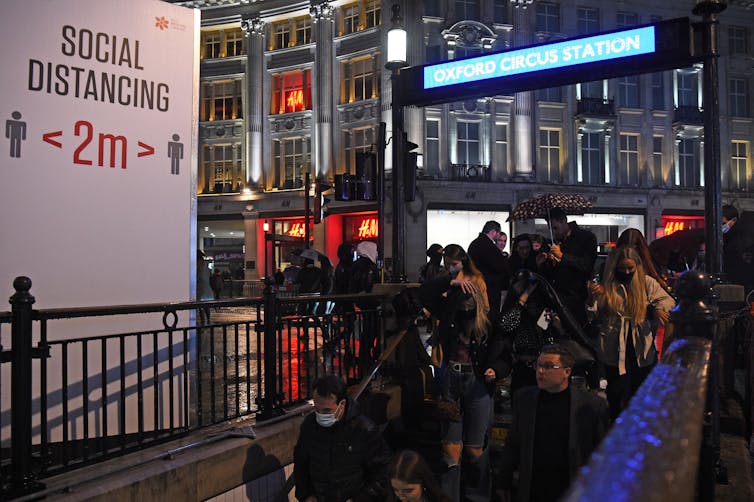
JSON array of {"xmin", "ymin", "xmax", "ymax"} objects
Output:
[
  {"xmin": 386, "ymin": 3, "xmax": 407, "ymax": 282},
  {"xmin": 693, "ymin": 0, "xmax": 726, "ymax": 277}
]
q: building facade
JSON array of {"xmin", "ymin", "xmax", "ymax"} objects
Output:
[{"xmin": 172, "ymin": 0, "xmax": 754, "ymax": 281}]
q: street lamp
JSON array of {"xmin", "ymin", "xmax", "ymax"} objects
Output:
[{"xmin": 386, "ymin": 3, "xmax": 407, "ymax": 281}]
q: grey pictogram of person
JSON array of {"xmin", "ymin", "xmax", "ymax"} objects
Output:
[
  {"xmin": 168, "ymin": 133, "xmax": 183, "ymax": 175},
  {"xmin": 5, "ymin": 111, "xmax": 27, "ymax": 158}
]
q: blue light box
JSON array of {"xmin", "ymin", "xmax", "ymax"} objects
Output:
[{"xmin": 423, "ymin": 26, "xmax": 656, "ymax": 90}]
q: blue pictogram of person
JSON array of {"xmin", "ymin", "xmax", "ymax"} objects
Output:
[
  {"xmin": 168, "ymin": 133, "xmax": 183, "ymax": 175},
  {"xmin": 5, "ymin": 111, "xmax": 27, "ymax": 159}
]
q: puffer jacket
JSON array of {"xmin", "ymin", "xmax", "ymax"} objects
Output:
[{"xmin": 293, "ymin": 397, "xmax": 389, "ymax": 502}]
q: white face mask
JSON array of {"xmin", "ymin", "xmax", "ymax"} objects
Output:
[
  {"xmin": 722, "ymin": 221, "xmax": 731, "ymax": 234},
  {"xmin": 315, "ymin": 401, "xmax": 342, "ymax": 428}
]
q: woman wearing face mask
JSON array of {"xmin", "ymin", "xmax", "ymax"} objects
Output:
[
  {"xmin": 418, "ymin": 244, "xmax": 510, "ymax": 501},
  {"xmin": 588, "ymin": 246, "xmax": 675, "ymax": 419}
]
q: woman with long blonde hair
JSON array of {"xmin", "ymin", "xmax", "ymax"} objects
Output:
[
  {"xmin": 590, "ymin": 245, "xmax": 674, "ymax": 419},
  {"xmin": 418, "ymin": 243, "xmax": 509, "ymax": 501}
]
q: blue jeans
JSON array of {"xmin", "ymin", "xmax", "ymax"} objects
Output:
[{"xmin": 440, "ymin": 364, "xmax": 492, "ymax": 502}]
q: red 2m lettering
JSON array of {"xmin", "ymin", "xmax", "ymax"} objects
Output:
[{"xmin": 73, "ymin": 120, "xmax": 128, "ymax": 169}]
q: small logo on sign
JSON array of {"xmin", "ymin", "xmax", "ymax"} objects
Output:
[{"xmin": 155, "ymin": 16, "xmax": 169, "ymax": 30}]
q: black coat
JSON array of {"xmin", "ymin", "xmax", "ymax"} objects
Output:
[
  {"xmin": 541, "ymin": 222, "xmax": 597, "ymax": 326},
  {"xmin": 419, "ymin": 275, "xmax": 512, "ymax": 383},
  {"xmin": 468, "ymin": 233, "xmax": 509, "ymax": 317},
  {"xmin": 500, "ymin": 385, "xmax": 609, "ymax": 502},
  {"xmin": 293, "ymin": 398, "xmax": 390, "ymax": 502}
]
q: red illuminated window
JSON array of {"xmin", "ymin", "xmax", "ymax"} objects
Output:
[
  {"xmin": 272, "ymin": 70, "xmax": 312, "ymax": 114},
  {"xmin": 660, "ymin": 215, "xmax": 704, "ymax": 236},
  {"xmin": 345, "ymin": 214, "xmax": 379, "ymax": 242}
]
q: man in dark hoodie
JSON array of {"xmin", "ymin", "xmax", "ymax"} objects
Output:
[{"xmin": 294, "ymin": 375, "xmax": 390, "ymax": 502}]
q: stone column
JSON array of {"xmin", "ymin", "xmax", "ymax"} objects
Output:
[
  {"xmin": 242, "ymin": 16, "xmax": 266, "ymax": 187},
  {"xmin": 511, "ymin": 1, "xmax": 534, "ymax": 174},
  {"xmin": 311, "ymin": 1, "xmax": 335, "ymax": 180},
  {"xmin": 242, "ymin": 207, "xmax": 262, "ymax": 279}
]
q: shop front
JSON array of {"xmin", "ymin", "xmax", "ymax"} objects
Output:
[{"xmin": 529, "ymin": 213, "xmax": 645, "ymax": 253}]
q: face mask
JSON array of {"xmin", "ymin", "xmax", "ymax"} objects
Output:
[
  {"xmin": 614, "ymin": 270, "xmax": 634, "ymax": 284},
  {"xmin": 722, "ymin": 222, "xmax": 731, "ymax": 234},
  {"xmin": 447, "ymin": 265, "xmax": 463, "ymax": 276},
  {"xmin": 315, "ymin": 402, "xmax": 341, "ymax": 427}
]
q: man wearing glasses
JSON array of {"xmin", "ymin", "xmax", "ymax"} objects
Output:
[{"xmin": 499, "ymin": 344, "xmax": 608, "ymax": 502}]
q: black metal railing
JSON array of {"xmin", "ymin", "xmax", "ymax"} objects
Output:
[
  {"xmin": 576, "ymin": 97, "xmax": 616, "ymax": 116},
  {"xmin": 0, "ymin": 277, "xmax": 386, "ymax": 497}
]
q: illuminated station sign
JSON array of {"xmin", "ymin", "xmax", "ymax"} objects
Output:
[
  {"xmin": 424, "ymin": 26, "xmax": 655, "ymax": 89},
  {"xmin": 398, "ymin": 18, "xmax": 700, "ymax": 108}
]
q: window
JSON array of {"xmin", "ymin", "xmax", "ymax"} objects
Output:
[
  {"xmin": 618, "ymin": 76, "xmax": 640, "ymax": 108},
  {"xmin": 426, "ymin": 120, "xmax": 440, "ymax": 177},
  {"xmin": 537, "ymin": 86, "xmax": 562, "ymax": 102},
  {"xmin": 677, "ymin": 138, "xmax": 700, "ymax": 187},
  {"xmin": 344, "ymin": 126, "xmax": 377, "ymax": 173},
  {"xmin": 343, "ymin": 3, "xmax": 360, "ymax": 35},
  {"xmin": 653, "ymin": 136, "xmax": 664, "ymax": 185},
  {"xmin": 580, "ymin": 80, "xmax": 603, "ymax": 100},
  {"xmin": 729, "ymin": 26, "xmax": 749, "ymax": 55},
  {"xmin": 731, "ymin": 141, "xmax": 749, "ymax": 190},
  {"xmin": 365, "ymin": 0, "xmax": 381, "ymax": 28},
  {"xmin": 616, "ymin": 11, "xmax": 638, "ymax": 28},
  {"xmin": 295, "ymin": 18, "xmax": 313, "ymax": 45},
  {"xmin": 273, "ymin": 22, "xmax": 291, "ymax": 49},
  {"xmin": 730, "ymin": 78, "xmax": 749, "ymax": 118},
  {"xmin": 202, "ymin": 32, "xmax": 222, "ymax": 59},
  {"xmin": 577, "ymin": 7, "xmax": 599, "ymax": 35},
  {"xmin": 455, "ymin": 46, "xmax": 482, "ymax": 59},
  {"xmin": 455, "ymin": 0, "xmax": 480, "ymax": 21},
  {"xmin": 495, "ymin": 123, "xmax": 508, "ymax": 174},
  {"xmin": 456, "ymin": 121, "xmax": 480, "ymax": 165},
  {"xmin": 493, "ymin": 0, "xmax": 508, "ymax": 24},
  {"xmin": 652, "ymin": 72, "xmax": 665, "ymax": 110},
  {"xmin": 539, "ymin": 129, "xmax": 560, "ymax": 181},
  {"xmin": 201, "ymin": 80, "xmax": 243, "ymax": 121},
  {"xmin": 620, "ymin": 134, "xmax": 640, "ymax": 185},
  {"xmin": 676, "ymin": 70, "xmax": 699, "ymax": 107},
  {"xmin": 580, "ymin": 132, "xmax": 603, "ymax": 184},
  {"xmin": 536, "ymin": 2, "xmax": 560, "ymax": 33},
  {"xmin": 273, "ymin": 137, "xmax": 310, "ymax": 188},
  {"xmin": 271, "ymin": 70, "xmax": 312, "ymax": 114},
  {"xmin": 202, "ymin": 143, "xmax": 243, "ymax": 193},
  {"xmin": 342, "ymin": 55, "xmax": 380, "ymax": 103}
]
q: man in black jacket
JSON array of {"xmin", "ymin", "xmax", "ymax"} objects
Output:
[
  {"xmin": 500, "ymin": 344, "xmax": 609, "ymax": 502},
  {"xmin": 468, "ymin": 220, "xmax": 509, "ymax": 319},
  {"xmin": 539, "ymin": 208, "xmax": 597, "ymax": 328},
  {"xmin": 294, "ymin": 375, "xmax": 389, "ymax": 502}
]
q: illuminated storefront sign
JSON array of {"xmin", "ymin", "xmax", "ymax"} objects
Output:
[
  {"xmin": 345, "ymin": 214, "xmax": 378, "ymax": 242},
  {"xmin": 661, "ymin": 215, "xmax": 704, "ymax": 236},
  {"xmin": 286, "ymin": 221, "xmax": 307, "ymax": 238},
  {"xmin": 423, "ymin": 26, "xmax": 655, "ymax": 89}
]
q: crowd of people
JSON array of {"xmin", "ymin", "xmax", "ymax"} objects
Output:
[{"xmin": 290, "ymin": 205, "xmax": 750, "ymax": 502}]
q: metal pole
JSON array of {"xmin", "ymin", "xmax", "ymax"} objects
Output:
[
  {"xmin": 9, "ymin": 276, "xmax": 41, "ymax": 495},
  {"xmin": 377, "ymin": 122, "xmax": 386, "ymax": 277},
  {"xmin": 391, "ymin": 70, "xmax": 405, "ymax": 282},
  {"xmin": 694, "ymin": 0, "xmax": 726, "ymax": 277},
  {"xmin": 304, "ymin": 170, "xmax": 311, "ymax": 250},
  {"xmin": 257, "ymin": 278, "xmax": 282, "ymax": 420}
]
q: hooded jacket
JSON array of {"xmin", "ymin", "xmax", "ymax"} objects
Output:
[{"xmin": 293, "ymin": 397, "xmax": 389, "ymax": 502}]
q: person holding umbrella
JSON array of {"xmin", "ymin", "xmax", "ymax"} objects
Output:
[{"xmin": 539, "ymin": 207, "xmax": 597, "ymax": 328}]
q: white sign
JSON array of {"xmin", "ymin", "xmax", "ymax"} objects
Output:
[
  {"xmin": 0, "ymin": 0, "xmax": 199, "ymax": 443},
  {"xmin": 0, "ymin": 0, "xmax": 199, "ymax": 308}
]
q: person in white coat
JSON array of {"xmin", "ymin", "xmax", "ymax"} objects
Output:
[{"xmin": 589, "ymin": 245, "xmax": 675, "ymax": 419}]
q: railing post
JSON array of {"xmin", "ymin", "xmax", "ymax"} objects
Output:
[
  {"xmin": 8, "ymin": 276, "xmax": 43, "ymax": 495},
  {"xmin": 670, "ymin": 271, "xmax": 718, "ymax": 501},
  {"xmin": 257, "ymin": 277, "xmax": 283, "ymax": 420}
]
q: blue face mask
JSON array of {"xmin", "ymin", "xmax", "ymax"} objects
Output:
[{"xmin": 447, "ymin": 265, "xmax": 463, "ymax": 277}]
